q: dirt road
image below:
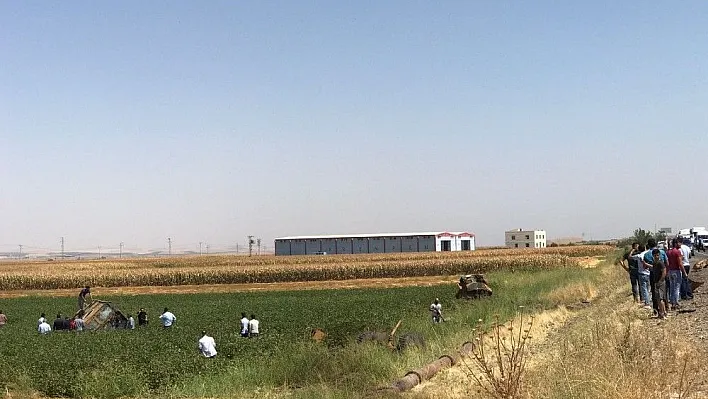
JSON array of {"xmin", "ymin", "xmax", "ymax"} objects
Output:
[{"xmin": 0, "ymin": 275, "xmax": 455, "ymax": 298}]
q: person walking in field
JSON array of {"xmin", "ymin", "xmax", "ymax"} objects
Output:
[
  {"xmin": 160, "ymin": 308, "xmax": 176, "ymax": 328},
  {"xmin": 651, "ymin": 249, "xmax": 668, "ymax": 319},
  {"xmin": 38, "ymin": 312, "xmax": 47, "ymax": 326},
  {"xmin": 198, "ymin": 331, "xmax": 217, "ymax": 358},
  {"xmin": 240, "ymin": 313, "xmax": 250, "ymax": 337},
  {"xmin": 249, "ymin": 314, "xmax": 260, "ymax": 338},
  {"xmin": 127, "ymin": 314, "xmax": 135, "ymax": 329},
  {"xmin": 643, "ymin": 238, "xmax": 668, "ymax": 316},
  {"xmin": 619, "ymin": 243, "xmax": 641, "ymax": 303},
  {"xmin": 38, "ymin": 319, "xmax": 52, "ymax": 334},
  {"xmin": 78, "ymin": 286, "xmax": 91, "ymax": 312},
  {"xmin": 137, "ymin": 308, "xmax": 148, "ymax": 327},
  {"xmin": 429, "ymin": 298, "xmax": 443, "ymax": 323},
  {"xmin": 680, "ymin": 240, "xmax": 693, "ymax": 300},
  {"xmin": 74, "ymin": 312, "xmax": 85, "ymax": 332}
]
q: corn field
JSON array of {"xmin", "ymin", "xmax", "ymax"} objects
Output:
[{"xmin": 0, "ymin": 245, "xmax": 611, "ymax": 290}]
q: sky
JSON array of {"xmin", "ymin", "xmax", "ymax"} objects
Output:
[{"xmin": 1, "ymin": 1, "xmax": 707, "ymax": 254}]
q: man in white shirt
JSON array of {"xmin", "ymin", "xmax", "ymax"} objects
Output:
[
  {"xmin": 248, "ymin": 314, "xmax": 260, "ymax": 337},
  {"xmin": 680, "ymin": 242, "xmax": 693, "ymax": 300},
  {"xmin": 240, "ymin": 312, "xmax": 250, "ymax": 337},
  {"xmin": 198, "ymin": 331, "xmax": 217, "ymax": 358},
  {"xmin": 127, "ymin": 314, "xmax": 135, "ymax": 330},
  {"xmin": 160, "ymin": 308, "xmax": 177, "ymax": 328},
  {"xmin": 38, "ymin": 313, "xmax": 47, "ymax": 326},
  {"xmin": 429, "ymin": 298, "xmax": 443, "ymax": 323},
  {"xmin": 38, "ymin": 320, "xmax": 51, "ymax": 334}
]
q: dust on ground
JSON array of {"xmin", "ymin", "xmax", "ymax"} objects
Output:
[{"xmin": 0, "ymin": 275, "xmax": 455, "ymax": 299}]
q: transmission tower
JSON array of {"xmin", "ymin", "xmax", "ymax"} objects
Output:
[
  {"xmin": 61, "ymin": 237, "xmax": 65, "ymax": 258},
  {"xmin": 248, "ymin": 235, "xmax": 254, "ymax": 257},
  {"xmin": 199, "ymin": 242, "xmax": 203, "ymax": 256},
  {"xmin": 18, "ymin": 244, "xmax": 23, "ymax": 260},
  {"xmin": 168, "ymin": 237, "xmax": 172, "ymax": 256},
  {"xmin": 119, "ymin": 242, "xmax": 124, "ymax": 259},
  {"xmin": 257, "ymin": 238, "xmax": 262, "ymax": 255}
]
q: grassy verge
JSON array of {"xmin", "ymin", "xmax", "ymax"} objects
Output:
[
  {"xmin": 522, "ymin": 262, "xmax": 708, "ymax": 399},
  {"xmin": 0, "ymin": 267, "xmax": 602, "ymax": 399}
]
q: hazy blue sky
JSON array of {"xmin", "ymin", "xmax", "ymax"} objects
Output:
[{"xmin": 2, "ymin": 1, "xmax": 707, "ymax": 253}]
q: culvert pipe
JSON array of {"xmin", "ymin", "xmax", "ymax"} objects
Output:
[{"xmin": 384, "ymin": 341, "xmax": 476, "ymax": 393}]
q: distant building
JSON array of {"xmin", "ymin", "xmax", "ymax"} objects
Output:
[
  {"xmin": 505, "ymin": 229, "xmax": 547, "ymax": 249},
  {"xmin": 274, "ymin": 232, "xmax": 476, "ymax": 256}
]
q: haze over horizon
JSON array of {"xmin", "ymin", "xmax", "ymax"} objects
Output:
[{"xmin": 2, "ymin": 1, "xmax": 707, "ymax": 254}]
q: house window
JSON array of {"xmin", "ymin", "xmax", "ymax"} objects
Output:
[
  {"xmin": 526, "ymin": 235, "xmax": 530, "ymax": 240},
  {"xmin": 525, "ymin": 243, "xmax": 530, "ymax": 248},
  {"xmin": 515, "ymin": 243, "xmax": 519, "ymax": 248},
  {"xmin": 511, "ymin": 235, "xmax": 516, "ymax": 240}
]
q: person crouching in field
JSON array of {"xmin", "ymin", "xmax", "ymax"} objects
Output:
[
  {"xmin": 249, "ymin": 314, "xmax": 259, "ymax": 337},
  {"xmin": 0, "ymin": 310, "xmax": 7, "ymax": 328},
  {"xmin": 160, "ymin": 308, "xmax": 176, "ymax": 329},
  {"xmin": 198, "ymin": 331, "xmax": 217, "ymax": 358},
  {"xmin": 651, "ymin": 249, "xmax": 668, "ymax": 319}
]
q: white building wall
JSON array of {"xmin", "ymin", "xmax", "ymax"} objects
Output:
[{"xmin": 505, "ymin": 229, "xmax": 546, "ymax": 249}]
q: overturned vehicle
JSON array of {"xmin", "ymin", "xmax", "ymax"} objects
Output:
[
  {"xmin": 78, "ymin": 300, "xmax": 130, "ymax": 331},
  {"xmin": 456, "ymin": 274, "xmax": 492, "ymax": 299}
]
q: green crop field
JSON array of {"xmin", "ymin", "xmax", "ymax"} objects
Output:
[{"xmin": 0, "ymin": 267, "xmax": 602, "ymax": 399}]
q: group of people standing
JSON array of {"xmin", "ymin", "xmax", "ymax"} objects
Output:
[
  {"xmin": 621, "ymin": 238, "xmax": 693, "ymax": 319},
  {"xmin": 240, "ymin": 312, "xmax": 260, "ymax": 337}
]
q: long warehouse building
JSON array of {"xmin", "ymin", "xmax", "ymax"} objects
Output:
[{"xmin": 274, "ymin": 232, "xmax": 476, "ymax": 256}]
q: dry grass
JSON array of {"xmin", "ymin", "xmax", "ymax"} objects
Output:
[
  {"xmin": 523, "ymin": 265, "xmax": 708, "ymax": 399},
  {"xmin": 544, "ymin": 281, "xmax": 598, "ymax": 305}
]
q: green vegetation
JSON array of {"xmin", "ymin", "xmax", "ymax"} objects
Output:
[{"xmin": 0, "ymin": 267, "xmax": 602, "ymax": 399}]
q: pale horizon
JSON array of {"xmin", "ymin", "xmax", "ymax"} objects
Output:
[{"xmin": 2, "ymin": 2, "xmax": 707, "ymax": 254}]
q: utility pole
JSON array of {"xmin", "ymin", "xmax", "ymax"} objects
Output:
[
  {"xmin": 98, "ymin": 246, "xmax": 101, "ymax": 259},
  {"xmin": 206, "ymin": 244, "xmax": 210, "ymax": 255},
  {"xmin": 248, "ymin": 235, "xmax": 254, "ymax": 257},
  {"xmin": 236, "ymin": 243, "xmax": 239, "ymax": 254},
  {"xmin": 61, "ymin": 237, "xmax": 65, "ymax": 258},
  {"xmin": 168, "ymin": 237, "xmax": 172, "ymax": 256},
  {"xmin": 119, "ymin": 242, "xmax": 124, "ymax": 259},
  {"xmin": 18, "ymin": 244, "xmax": 23, "ymax": 260},
  {"xmin": 257, "ymin": 238, "xmax": 262, "ymax": 255},
  {"xmin": 199, "ymin": 242, "xmax": 203, "ymax": 256}
]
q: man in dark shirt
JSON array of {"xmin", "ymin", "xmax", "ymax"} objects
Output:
[
  {"xmin": 651, "ymin": 249, "xmax": 668, "ymax": 319},
  {"xmin": 78, "ymin": 286, "xmax": 91, "ymax": 312},
  {"xmin": 137, "ymin": 308, "xmax": 148, "ymax": 327},
  {"xmin": 53, "ymin": 313, "xmax": 65, "ymax": 331},
  {"xmin": 619, "ymin": 243, "xmax": 641, "ymax": 303}
]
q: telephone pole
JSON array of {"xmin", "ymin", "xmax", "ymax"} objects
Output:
[
  {"xmin": 18, "ymin": 244, "xmax": 23, "ymax": 260},
  {"xmin": 168, "ymin": 237, "xmax": 172, "ymax": 256},
  {"xmin": 119, "ymin": 242, "xmax": 124, "ymax": 258},
  {"xmin": 257, "ymin": 238, "xmax": 262, "ymax": 255},
  {"xmin": 248, "ymin": 235, "xmax": 254, "ymax": 257},
  {"xmin": 199, "ymin": 242, "xmax": 203, "ymax": 256},
  {"xmin": 61, "ymin": 237, "xmax": 65, "ymax": 258}
]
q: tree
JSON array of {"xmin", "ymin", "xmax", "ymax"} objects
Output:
[{"xmin": 632, "ymin": 229, "xmax": 653, "ymax": 247}]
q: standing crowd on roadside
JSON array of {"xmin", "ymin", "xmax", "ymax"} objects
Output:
[{"xmin": 620, "ymin": 238, "xmax": 693, "ymax": 319}]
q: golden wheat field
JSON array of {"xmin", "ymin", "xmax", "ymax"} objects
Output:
[{"xmin": 0, "ymin": 245, "xmax": 613, "ymax": 290}]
